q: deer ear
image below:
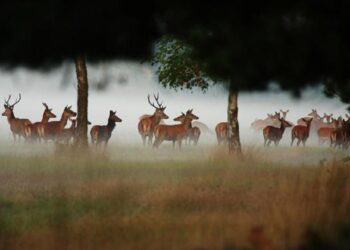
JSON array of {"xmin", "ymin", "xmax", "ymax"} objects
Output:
[{"xmin": 3, "ymin": 105, "xmax": 6, "ymax": 108}]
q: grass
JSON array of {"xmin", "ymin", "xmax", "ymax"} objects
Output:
[{"xmin": 0, "ymin": 145, "xmax": 349, "ymax": 249}]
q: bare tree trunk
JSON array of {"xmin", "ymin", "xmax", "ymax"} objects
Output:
[
  {"xmin": 227, "ymin": 82, "xmax": 241, "ymax": 154},
  {"xmin": 74, "ymin": 55, "xmax": 89, "ymax": 148}
]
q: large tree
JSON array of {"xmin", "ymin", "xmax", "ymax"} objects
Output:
[{"xmin": 152, "ymin": 37, "xmax": 241, "ymax": 154}]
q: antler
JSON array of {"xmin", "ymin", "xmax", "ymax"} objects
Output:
[
  {"xmin": 4, "ymin": 95, "xmax": 11, "ymax": 107},
  {"xmin": 42, "ymin": 102, "xmax": 49, "ymax": 110},
  {"xmin": 10, "ymin": 94, "xmax": 21, "ymax": 108},
  {"xmin": 147, "ymin": 93, "xmax": 166, "ymax": 109}
]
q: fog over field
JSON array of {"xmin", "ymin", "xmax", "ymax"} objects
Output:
[{"xmin": 0, "ymin": 61, "xmax": 348, "ymax": 146}]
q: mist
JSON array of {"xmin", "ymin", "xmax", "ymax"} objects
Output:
[{"xmin": 0, "ymin": 61, "xmax": 348, "ymax": 146}]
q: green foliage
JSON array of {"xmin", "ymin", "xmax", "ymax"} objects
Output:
[{"xmin": 152, "ymin": 36, "xmax": 213, "ymax": 91}]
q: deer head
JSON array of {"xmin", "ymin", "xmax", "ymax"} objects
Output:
[
  {"xmin": 278, "ymin": 118, "xmax": 292, "ymax": 128},
  {"xmin": 62, "ymin": 105, "xmax": 77, "ymax": 119},
  {"xmin": 42, "ymin": 103, "xmax": 56, "ymax": 119},
  {"xmin": 109, "ymin": 110, "xmax": 122, "ymax": 123},
  {"xmin": 323, "ymin": 113, "xmax": 333, "ymax": 123},
  {"xmin": 2, "ymin": 94, "xmax": 21, "ymax": 117},
  {"xmin": 280, "ymin": 109, "xmax": 289, "ymax": 119},
  {"xmin": 302, "ymin": 117, "xmax": 313, "ymax": 127},
  {"xmin": 148, "ymin": 94, "xmax": 168, "ymax": 120},
  {"xmin": 185, "ymin": 109, "xmax": 199, "ymax": 121},
  {"xmin": 308, "ymin": 109, "xmax": 321, "ymax": 119}
]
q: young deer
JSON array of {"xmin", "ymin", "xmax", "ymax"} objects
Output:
[
  {"xmin": 280, "ymin": 109, "xmax": 289, "ymax": 119},
  {"xmin": 291, "ymin": 118, "xmax": 313, "ymax": 147},
  {"xmin": 25, "ymin": 103, "xmax": 56, "ymax": 142},
  {"xmin": 59, "ymin": 118, "xmax": 77, "ymax": 144},
  {"xmin": 90, "ymin": 110, "xmax": 122, "ymax": 146},
  {"xmin": 263, "ymin": 118, "xmax": 292, "ymax": 146},
  {"xmin": 43, "ymin": 106, "xmax": 77, "ymax": 142},
  {"xmin": 174, "ymin": 112, "xmax": 201, "ymax": 145},
  {"xmin": 153, "ymin": 109, "xmax": 199, "ymax": 149},
  {"xmin": 138, "ymin": 94, "xmax": 168, "ymax": 145},
  {"xmin": 2, "ymin": 94, "xmax": 32, "ymax": 142},
  {"xmin": 215, "ymin": 122, "xmax": 228, "ymax": 145}
]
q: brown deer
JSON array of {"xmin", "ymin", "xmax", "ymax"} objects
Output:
[
  {"xmin": 2, "ymin": 94, "xmax": 32, "ymax": 142},
  {"xmin": 138, "ymin": 94, "xmax": 168, "ymax": 145},
  {"xmin": 291, "ymin": 118, "xmax": 313, "ymax": 147},
  {"xmin": 263, "ymin": 118, "xmax": 292, "ymax": 146},
  {"xmin": 43, "ymin": 106, "xmax": 77, "ymax": 142},
  {"xmin": 174, "ymin": 112, "xmax": 201, "ymax": 145},
  {"xmin": 153, "ymin": 109, "xmax": 199, "ymax": 149},
  {"xmin": 24, "ymin": 103, "xmax": 56, "ymax": 142},
  {"xmin": 58, "ymin": 118, "xmax": 77, "ymax": 144},
  {"xmin": 330, "ymin": 119, "xmax": 350, "ymax": 149},
  {"xmin": 317, "ymin": 118, "xmax": 338, "ymax": 145},
  {"xmin": 215, "ymin": 122, "xmax": 228, "ymax": 145},
  {"xmin": 90, "ymin": 110, "xmax": 122, "ymax": 146}
]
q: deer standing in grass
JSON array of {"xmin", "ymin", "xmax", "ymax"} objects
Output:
[
  {"xmin": 330, "ymin": 119, "xmax": 350, "ymax": 149},
  {"xmin": 59, "ymin": 118, "xmax": 77, "ymax": 144},
  {"xmin": 90, "ymin": 110, "xmax": 122, "ymax": 147},
  {"xmin": 215, "ymin": 122, "xmax": 228, "ymax": 145},
  {"xmin": 174, "ymin": 112, "xmax": 201, "ymax": 145},
  {"xmin": 153, "ymin": 109, "xmax": 199, "ymax": 149},
  {"xmin": 263, "ymin": 118, "xmax": 292, "ymax": 146},
  {"xmin": 291, "ymin": 118, "xmax": 313, "ymax": 146},
  {"xmin": 25, "ymin": 103, "xmax": 56, "ymax": 142},
  {"xmin": 43, "ymin": 106, "xmax": 76, "ymax": 142},
  {"xmin": 138, "ymin": 94, "xmax": 168, "ymax": 145},
  {"xmin": 2, "ymin": 94, "xmax": 31, "ymax": 142},
  {"xmin": 317, "ymin": 118, "xmax": 339, "ymax": 145}
]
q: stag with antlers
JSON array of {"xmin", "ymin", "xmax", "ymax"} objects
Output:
[
  {"xmin": 2, "ymin": 94, "xmax": 32, "ymax": 142},
  {"xmin": 90, "ymin": 110, "xmax": 122, "ymax": 147},
  {"xmin": 24, "ymin": 103, "xmax": 56, "ymax": 142},
  {"xmin": 138, "ymin": 94, "xmax": 169, "ymax": 145}
]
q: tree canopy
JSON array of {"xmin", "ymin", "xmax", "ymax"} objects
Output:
[{"xmin": 1, "ymin": 1, "xmax": 349, "ymax": 104}]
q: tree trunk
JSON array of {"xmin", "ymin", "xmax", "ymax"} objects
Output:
[
  {"xmin": 74, "ymin": 55, "xmax": 89, "ymax": 148},
  {"xmin": 227, "ymin": 82, "xmax": 241, "ymax": 154}
]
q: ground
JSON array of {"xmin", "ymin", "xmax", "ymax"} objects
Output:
[{"xmin": 0, "ymin": 144, "xmax": 349, "ymax": 249}]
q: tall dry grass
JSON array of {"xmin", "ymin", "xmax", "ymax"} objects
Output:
[{"xmin": 0, "ymin": 146, "xmax": 349, "ymax": 249}]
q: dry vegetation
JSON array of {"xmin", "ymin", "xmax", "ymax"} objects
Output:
[{"xmin": 0, "ymin": 145, "xmax": 349, "ymax": 250}]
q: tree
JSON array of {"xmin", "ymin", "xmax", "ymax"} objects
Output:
[{"xmin": 152, "ymin": 37, "xmax": 241, "ymax": 154}]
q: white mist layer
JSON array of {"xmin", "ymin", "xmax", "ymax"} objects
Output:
[{"xmin": 0, "ymin": 62, "xmax": 347, "ymax": 146}]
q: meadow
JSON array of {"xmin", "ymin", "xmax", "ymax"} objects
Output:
[{"xmin": 0, "ymin": 144, "xmax": 349, "ymax": 250}]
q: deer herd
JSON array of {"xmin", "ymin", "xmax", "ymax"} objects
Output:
[{"xmin": 2, "ymin": 93, "xmax": 350, "ymax": 150}]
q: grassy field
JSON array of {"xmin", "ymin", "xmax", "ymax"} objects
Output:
[{"xmin": 0, "ymin": 145, "xmax": 349, "ymax": 249}]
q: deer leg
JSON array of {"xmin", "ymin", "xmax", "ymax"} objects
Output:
[
  {"xmin": 290, "ymin": 137, "xmax": 295, "ymax": 147},
  {"xmin": 297, "ymin": 139, "xmax": 301, "ymax": 147},
  {"xmin": 267, "ymin": 140, "xmax": 272, "ymax": 147},
  {"xmin": 302, "ymin": 140, "xmax": 306, "ymax": 147},
  {"xmin": 172, "ymin": 140, "xmax": 175, "ymax": 148},
  {"xmin": 178, "ymin": 139, "xmax": 182, "ymax": 151},
  {"xmin": 148, "ymin": 134, "xmax": 153, "ymax": 146},
  {"xmin": 141, "ymin": 135, "xmax": 146, "ymax": 146}
]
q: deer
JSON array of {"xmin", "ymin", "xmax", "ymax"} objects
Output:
[
  {"xmin": 42, "ymin": 106, "xmax": 77, "ymax": 142},
  {"xmin": 2, "ymin": 94, "xmax": 32, "ymax": 142},
  {"xmin": 323, "ymin": 113, "xmax": 333, "ymax": 124},
  {"xmin": 90, "ymin": 110, "xmax": 122, "ymax": 147},
  {"xmin": 263, "ymin": 118, "xmax": 292, "ymax": 147},
  {"xmin": 251, "ymin": 113, "xmax": 280, "ymax": 131},
  {"xmin": 317, "ymin": 118, "xmax": 339, "ymax": 145},
  {"xmin": 24, "ymin": 103, "xmax": 56, "ymax": 142},
  {"xmin": 58, "ymin": 118, "xmax": 77, "ymax": 144},
  {"xmin": 215, "ymin": 122, "xmax": 228, "ymax": 145},
  {"xmin": 330, "ymin": 119, "xmax": 350, "ymax": 149},
  {"xmin": 291, "ymin": 118, "xmax": 313, "ymax": 147},
  {"xmin": 153, "ymin": 109, "xmax": 199, "ymax": 150},
  {"xmin": 138, "ymin": 94, "xmax": 168, "ymax": 145},
  {"xmin": 174, "ymin": 112, "xmax": 201, "ymax": 145}
]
